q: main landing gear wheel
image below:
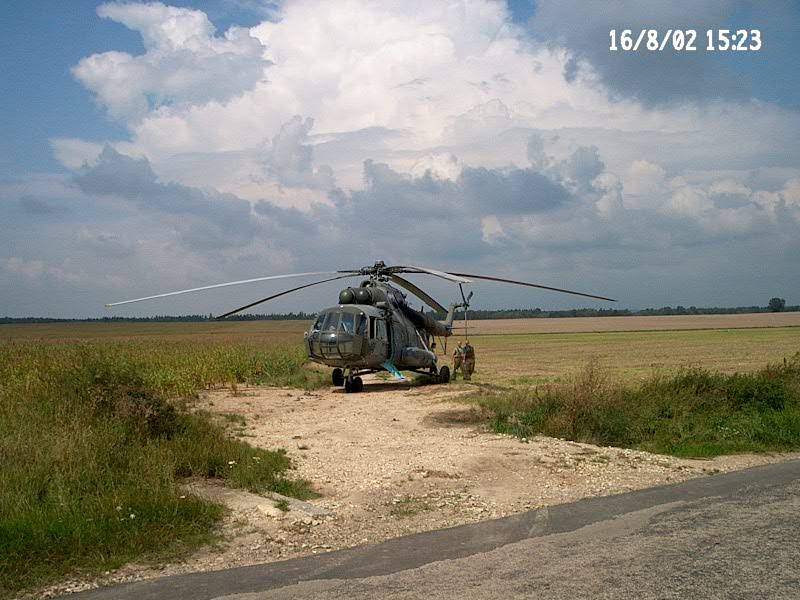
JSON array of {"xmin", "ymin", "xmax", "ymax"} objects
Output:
[
  {"xmin": 332, "ymin": 368, "xmax": 344, "ymax": 387},
  {"xmin": 344, "ymin": 376, "xmax": 363, "ymax": 393},
  {"xmin": 437, "ymin": 365, "xmax": 450, "ymax": 384}
]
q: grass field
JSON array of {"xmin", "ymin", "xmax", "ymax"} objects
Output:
[{"xmin": 0, "ymin": 338, "xmax": 324, "ymax": 598}]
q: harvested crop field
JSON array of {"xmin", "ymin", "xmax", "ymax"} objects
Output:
[
  {"xmin": 4, "ymin": 311, "xmax": 800, "ymax": 342},
  {"xmin": 457, "ymin": 311, "xmax": 800, "ymax": 334}
]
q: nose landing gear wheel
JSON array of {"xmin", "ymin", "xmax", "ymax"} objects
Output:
[
  {"xmin": 344, "ymin": 375, "xmax": 363, "ymax": 393},
  {"xmin": 332, "ymin": 368, "xmax": 344, "ymax": 387},
  {"xmin": 437, "ymin": 365, "xmax": 450, "ymax": 384}
]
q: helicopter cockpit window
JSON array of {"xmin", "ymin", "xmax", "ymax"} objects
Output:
[
  {"xmin": 311, "ymin": 315, "xmax": 324, "ymax": 332},
  {"xmin": 321, "ymin": 312, "xmax": 338, "ymax": 332},
  {"xmin": 339, "ymin": 313, "xmax": 355, "ymax": 335}
]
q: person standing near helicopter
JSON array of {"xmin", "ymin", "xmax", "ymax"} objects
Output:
[
  {"xmin": 452, "ymin": 341, "xmax": 463, "ymax": 379},
  {"xmin": 462, "ymin": 339, "xmax": 475, "ymax": 380}
]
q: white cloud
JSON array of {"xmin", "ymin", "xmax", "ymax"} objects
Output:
[
  {"xmin": 73, "ymin": 2, "xmax": 266, "ymax": 120},
  {"xmin": 3, "ymin": 257, "xmax": 46, "ymax": 279},
  {"xmin": 410, "ymin": 153, "xmax": 463, "ymax": 181},
  {"xmin": 480, "ymin": 215, "xmax": 506, "ymax": 243},
  {"xmin": 50, "ymin": 138, "xmax": 104, "ymax": 169},
  {"xmin": 783, "ymin": 179, "xmax": 800, "ymax": 207},
  {"xmin": 623, "ymin": 161, "xmax": 668, "ymax": 210}
]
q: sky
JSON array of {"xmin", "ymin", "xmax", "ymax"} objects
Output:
[{"xmin": 1, "ymin": 0, "xmax": 799, "ymax": 318}]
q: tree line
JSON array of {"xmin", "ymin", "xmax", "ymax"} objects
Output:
[{"xmin": 2, "ymin": 300, "xmax": 795, "ymax": 324}]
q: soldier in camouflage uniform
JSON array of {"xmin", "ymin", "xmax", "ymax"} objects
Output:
[
  {"xmin": 452, "ymin": 341, "xmax": 463, "ymax": 379},
  {"xmin": 462, "ymin": 340, "xmax": 475, "ymax": 380}
]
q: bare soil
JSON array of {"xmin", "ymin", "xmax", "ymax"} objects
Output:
[{"xmin": 44, "ymin": 378, "xmax": 798, "ymax": 597}]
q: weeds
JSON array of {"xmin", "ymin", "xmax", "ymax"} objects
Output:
[
  {"xmin": 478, "ymin": 354, "xmax": 800, "ymax": 458},
  {"xmin": 0, "ymin": 340, "xmax": 323, "ymax": 598},
  {"xmin": 389, "ymin": 495, "xmax": 430, "ymax": 518}
]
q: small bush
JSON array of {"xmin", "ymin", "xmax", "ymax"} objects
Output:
[{"xmin": 478, "ymin": 353, "xmax": 800, "ymax": 457}]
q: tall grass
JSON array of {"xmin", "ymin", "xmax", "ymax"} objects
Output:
[
  {"xmin": 479, "ymin": 354, "xmax": 800, "ymax": 457},
  {"xmin": 0, "ymin": 340, "xmax": 325, "ymax": 598}
]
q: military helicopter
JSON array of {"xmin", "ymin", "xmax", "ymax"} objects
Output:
[{"xmin": 106, "ymin": 261, "xmax": 615, "ymax": 392}]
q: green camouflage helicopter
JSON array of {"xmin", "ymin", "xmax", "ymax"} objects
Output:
[{"xmin": 107, "ymin": 260, "xmax": 615, "ymax": 392}]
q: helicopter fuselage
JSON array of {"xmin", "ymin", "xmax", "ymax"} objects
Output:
[
  {"xmin": 304, "ymin": 302, "xmax": 438, "ymax": 372},
  {"xmin": 303, "ymin": 279, "xmax": 451, "ymax": 387}
]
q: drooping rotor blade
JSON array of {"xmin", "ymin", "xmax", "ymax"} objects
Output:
[
  {"xmin": 446, "ymin": 272, "xmax": 616, "ymax": 302},
  {"xmin": 105, "ymin": 271, "xmax": 356, "ymax": 308},
  {"xmin": 389, "ymin": 274, "xmax": 447, "ymax": 314},
  {"xmin": 215, "ymin": 274, "xmax": 356, "ymax": 319},
  {"xmin": 394, "ymin": 265, "xmax": 471, "ymax": 284}
]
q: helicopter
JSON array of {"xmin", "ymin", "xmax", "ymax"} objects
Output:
[{"xmin": 106, "ymin": 260, "xmax": 615, "ymax": 392}]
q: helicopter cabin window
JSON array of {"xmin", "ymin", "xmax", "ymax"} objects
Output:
[
  {"xmin": 375, "ymin": 318, "xmax": 387, "ymax": 341},
  {"xmin": 356, "ymin": 314, "xmax": 367, "ymax": 336}
]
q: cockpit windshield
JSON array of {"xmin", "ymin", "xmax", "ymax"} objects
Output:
[
  {"xmin": 312, "ymin": 312, "xmax": 340, "ymax": 332},
  {"xmin": 339, "ymin": 313, "xmax": 355, "ymax": 335},
  {"xmin": 312, "ymin": 311, "xmax": 367, "ymax": 337}
]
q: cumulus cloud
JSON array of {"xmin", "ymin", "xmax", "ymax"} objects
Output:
[{"xmin": 73, "ymin": 2, "xmax": 266, "ymax": 120}]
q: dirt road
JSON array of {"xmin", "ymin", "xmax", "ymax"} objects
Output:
[{"xmin": 45, "ymin": 378, "xmax": 797, "ymax": 597}]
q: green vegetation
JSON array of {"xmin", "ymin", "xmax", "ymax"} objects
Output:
[
  {"xmin": 389, "ymin": 495, "xmax": 430, "ymax": 518},
  {"xmin": 0, "ymin": 340, "xmax": 325, "ymax": 598},
  {"xmin": 478, "ymin": 354, "xmax": 800, "ymax": 458}
]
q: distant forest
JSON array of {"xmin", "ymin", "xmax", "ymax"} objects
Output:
[{"xmin": 3, "ymin": 304, "xmax": 798, "ymax": 324}]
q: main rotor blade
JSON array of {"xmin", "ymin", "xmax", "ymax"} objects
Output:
[
  {"xmin": 215, "ymin": 274, "xmax": 356, "ymax": 319},
  {"xmin": 389, "ymin": 275, "xmax": 447, "ymax": 314},
  {"xmin": 105, "ymin": 271, "xmax": 353, "ymax": 308},
  {"xmin": 394, "ymin": 265, "xmax": 471, "ymax": 284},
  {"xmin": 446, "ymin": 272, "xmax": 616, "ymax": 302}
]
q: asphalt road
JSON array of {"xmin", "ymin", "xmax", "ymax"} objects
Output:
[{"xmin": 70, "ymin": 460, "xmax": 800, "ymax": 600}]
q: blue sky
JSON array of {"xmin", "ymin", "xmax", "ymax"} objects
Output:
[{"xmin": 1, "ymin": 1, "xmax": 799, "ymax": 317}]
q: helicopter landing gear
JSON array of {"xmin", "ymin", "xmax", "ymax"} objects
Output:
[
  {"xmin": 332, "ymin": 368, "xmax": 344, "ymax": 387},
  {"xmin": 437, "ymin": 365, "xmax": 450, "ymax": 384},
  {"xmin": 344, "ymin": 375, "xmax": 363, "ymax": 393}
]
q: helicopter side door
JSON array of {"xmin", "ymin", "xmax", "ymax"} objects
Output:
[{"xmin": 369, "ymin": 315, "xmax": 389, "ymax": 360}]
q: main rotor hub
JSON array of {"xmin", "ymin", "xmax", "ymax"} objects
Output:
[{"xmin": 358, "ymin": 260, "xmax": 390, "ymax": 279}]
